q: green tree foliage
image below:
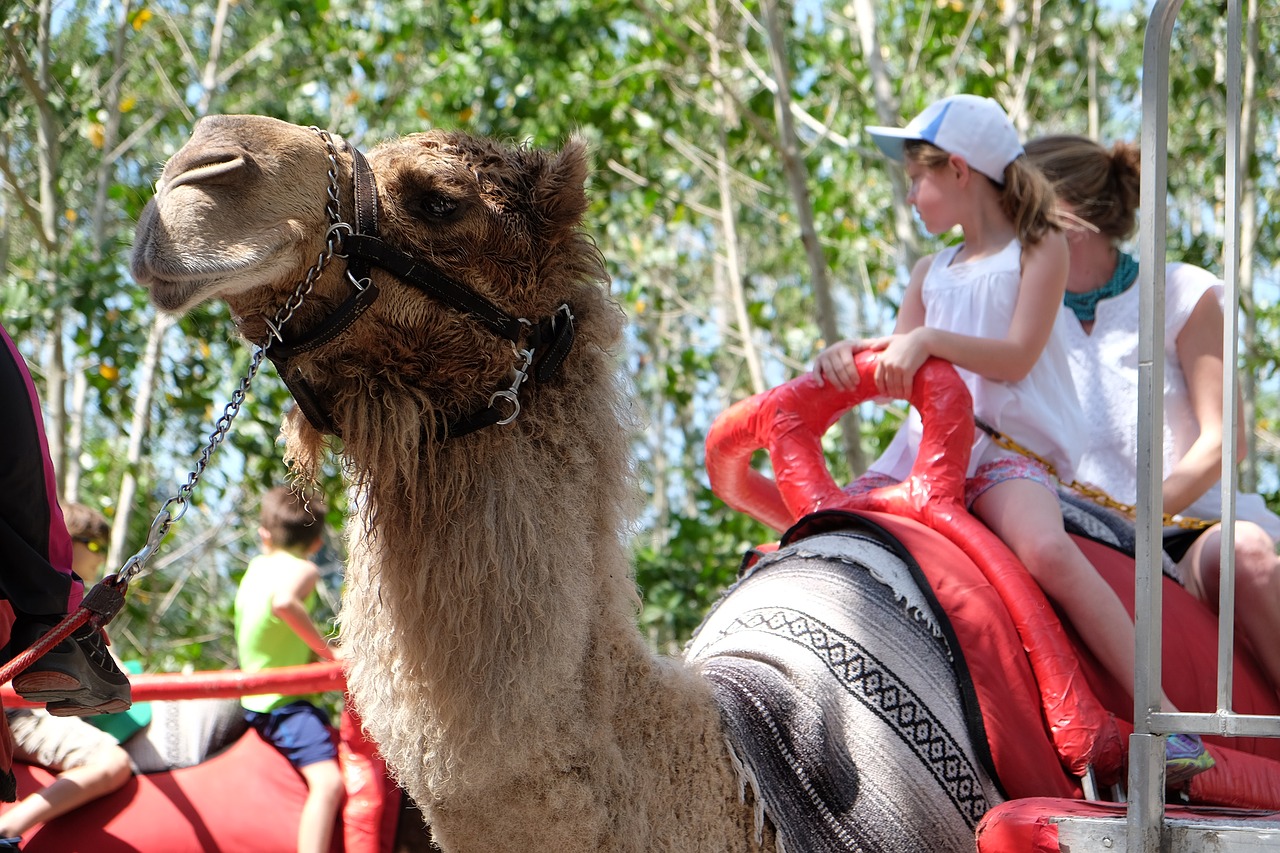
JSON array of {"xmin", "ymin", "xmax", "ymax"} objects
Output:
[{"xmin": 1, "ymin": 0, "xmax": 1275, "ymax": 667}]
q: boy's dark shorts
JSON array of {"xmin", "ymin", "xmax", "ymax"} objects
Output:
[{"xmin": 244, "ymin": 700, "xmax": 337, "ymax": 768}]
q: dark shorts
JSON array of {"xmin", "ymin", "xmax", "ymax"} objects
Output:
[
  {"xmin": 1163, "ymin": 527, "xmax": 1205, "ymax": 564},
  {"xmin": 244, "ymin": 700, "xmax": 337, "ymax": 768}
]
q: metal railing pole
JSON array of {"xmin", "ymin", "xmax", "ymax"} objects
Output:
[
  {"xmin": 1131, "ymin": 2, "xmax": 1185, "ymax": 850},
  {"xmin": 1216, "ymin": 0, "xmax": 1244, "ymax": 716}
]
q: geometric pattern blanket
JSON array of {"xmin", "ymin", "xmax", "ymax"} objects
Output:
[{"xmin": 685, "ymin": 530, "xmax": 1003, "ymax": 853}]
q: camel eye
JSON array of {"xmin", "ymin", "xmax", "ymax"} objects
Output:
[{"xmin": 414, "ymin": 191, "xmax": 459, "ymax": 220}]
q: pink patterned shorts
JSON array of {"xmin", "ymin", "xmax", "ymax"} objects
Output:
[{"xmin": 843, "ymin": 455, "xmax": 1055, "ymax": 509}]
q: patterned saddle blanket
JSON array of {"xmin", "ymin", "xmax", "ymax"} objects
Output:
[
  {"xmin": 1057, "ymin": 490, "xmax": 1181, "ymax": 581},
  {"xmin": 685, "ymin": 529, "xmax": 1001, "ymax": 853}
]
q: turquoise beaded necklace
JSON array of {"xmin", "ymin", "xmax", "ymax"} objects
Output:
[{"xmin": 1063, "ymin": 250, "xmax": 1139, "ymax": 323}]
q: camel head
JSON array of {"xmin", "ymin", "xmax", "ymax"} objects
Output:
[
  {"xmin": 132, "ymin": 120, "xmax": 657, "ymax": 824},
  {"xmin": 132, "ymin": 115, "xmax": 614, "ymax": 462}
]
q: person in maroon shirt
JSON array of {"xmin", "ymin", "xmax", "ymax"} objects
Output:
[{"xmin": 0, "ymin": 323, "xmax": 130, "ymax": 717}]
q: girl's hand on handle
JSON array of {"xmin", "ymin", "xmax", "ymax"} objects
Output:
[
  {"xmin": 813, "ymin": 339, "xmax": 872, "ymax": 391},
  {"xmin": 872, "ymin": 327, "xmax": 932, "ymax": 399}
]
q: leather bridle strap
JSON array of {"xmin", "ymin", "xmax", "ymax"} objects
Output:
[
  {"xmin": 263, "ymin": 145, "xmax": 384, "ymax": 436},
  {"xmin": 265, "ymin": 133, "xmax": 575, "ymax": 441},
  {"xmin": 268, "ymin": 146, "xmax": 382, "ymax": 361},
  {"xmin": 343, "ymin": 233, "xmax": 524, "ymax": 343},
  {"xmin": 345, "ymin": 145, "xmax": 378, "ymax": 285}
]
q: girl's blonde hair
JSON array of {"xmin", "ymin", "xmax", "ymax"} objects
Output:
[
  {"xmin": 904, "ymin": 140, "xmax": 1061, "ymax": 246},
  {"xmin": 1023, "ymin": 135, "xmax": 1141, "ymax": 241}
]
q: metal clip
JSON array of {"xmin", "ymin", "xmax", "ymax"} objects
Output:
[
  {"xmin": 346, "ymin": 269, "xmax": 370, "ymax": 292},
  {"xmin": 326, "ymin": 221, "xmax": 353, "ymax": 254},
  {"xmin": 488, "ymin": 389, "xmax": 522, "ymax": 425},
  {"xmin": 262, "ymin": 317, "xmax": 286, "ymax": 345},
  {"xmin": 488, "ymin": 346, "xmax": 535, "ymax": 426}
]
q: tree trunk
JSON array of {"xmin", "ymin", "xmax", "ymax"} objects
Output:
[
  {"xmin": 648, "ymin": 300, "xmax": 672, "ymax": 548},
  {"xmin": 761, "ymin": 0, "xmax": 864, "ymax": 472},
  {"xmin": 1087, "ymin": 3, "xmax": 1100, "ymax": 139},
  {"xmin": 1002, "ymin": 0, "xmax": 1024, "ymax": 117},
  {"xmin": 31, "ymin": 0, "xmax": 67, "ymax": 486},
  {"xmin": 112, "ymin": 0, "xmax": 227, "ymax": 565},
  {"xmin": 65, "ymin": 370, "xmax": 88, "ymax": 502},
  {"xmin": 110, "ymin": 313, "xmax": 174, "ymax": 565},
  {"xmin": 90, "ymin": 0, "xmax": 134, "ymax": 249},
  {"xmin": 707, "ymin": 0, "xmax": 765, "ymax": 396},
  {"xmin": 851, "ymin": 0, "xmax": 920, "ymax": 270},
  {"xmin": 0, "ymin": 135, "xmax": 9, "ymax": 277},
  {"xmin": 67, "ymin": 0, "xmax": 135, "ymax": 503}
]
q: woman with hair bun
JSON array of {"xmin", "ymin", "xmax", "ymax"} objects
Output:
[{"xmin": 1026, "ymin": 134, "xmax": 1280, "ymax": 698}]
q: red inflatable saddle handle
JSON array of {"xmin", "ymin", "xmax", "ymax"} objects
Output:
[{"xmin": 704, "ymin": 351, "xmax": 1125, "ymax": 781}]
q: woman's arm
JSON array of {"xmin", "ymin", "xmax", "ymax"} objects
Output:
[
  {"xmin": 871, "ymin": 233, "xmax": 1070, "ymax": 398},
  {"xmin": 1162, "ymin": 289, "xmax": 1244, "ymax": 517}
]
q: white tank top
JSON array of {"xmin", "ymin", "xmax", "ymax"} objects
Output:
[
  {"xmin": 869, "ymin": 240, "xmax": 1085, "ymax": 482},
  {"xmin": 1064, "ymin": 262, "xmax": 1280, "ymax": 537}
]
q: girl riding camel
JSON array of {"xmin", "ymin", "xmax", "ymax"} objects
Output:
[{"xmin": 814, "ymin": 94, "xmax": 1212, "ymax": 785}]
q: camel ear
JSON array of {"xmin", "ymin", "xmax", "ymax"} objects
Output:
[{"xmin": 533, "ymin": 136, "xmax": 590, "ymax": 240}]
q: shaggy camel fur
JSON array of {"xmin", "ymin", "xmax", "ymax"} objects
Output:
[{"xmin": 132, "ymin": 116, "xmax": 774, "ymax": 852}]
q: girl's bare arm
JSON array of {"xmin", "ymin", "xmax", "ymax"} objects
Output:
[{"xmin": 871, "ymin": 233, "xmax": 1069, "ymax": 398}]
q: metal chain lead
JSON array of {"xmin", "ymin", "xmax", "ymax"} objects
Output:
[{"xmin": 117, "ymin": 127, "xmax": 351, "ymax": 586}]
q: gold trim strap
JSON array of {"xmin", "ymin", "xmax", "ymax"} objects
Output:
[{"xmin": 973, "ymin": 418, "xmax": 1214, "ymax": 531}]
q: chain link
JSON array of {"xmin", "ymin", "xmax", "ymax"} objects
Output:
[
  {"xmin": 117, "ymin": 127, "xmax": 351, "ymax": 586},
  {"xmin": 974, "ymin": 418, "xmax": 1214, "ymax": 531}
]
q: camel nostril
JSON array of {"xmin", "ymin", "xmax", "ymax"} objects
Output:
[{"xmin": 162, "ymin": 149, "xmax": 249, "ymax": 192}]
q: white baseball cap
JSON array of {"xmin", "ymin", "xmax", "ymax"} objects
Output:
[{"xmin": 866, "ymin": 94, "xmax": 1024, "ymax": 184}]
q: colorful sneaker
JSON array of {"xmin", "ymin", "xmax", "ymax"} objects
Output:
[
  {"xmin": 9, "ymin": 619, "xmax": 131, "ymax": 716},
  {"xmin": 1165, "ymin": 732, "xmax": 1215, "ymax": 787}
]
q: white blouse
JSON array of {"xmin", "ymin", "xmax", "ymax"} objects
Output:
[
  {"xmin": 869, "ymin": 240, "xmax": 1085, "ymax": 483},
  {"xmin": 1063, "ymin": 261, "xmax": 1280, "ymax": 537}
]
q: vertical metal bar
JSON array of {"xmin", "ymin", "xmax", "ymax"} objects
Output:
[
  {"xmin": 1130, "ymin": 733, "xmax": 1166, "ymax": 852},
  {"xmin": 1217, "ymin": 0, "xmax": 1244, "ymax": 715},
  {"xmin": 1131, "ymin": 1, "xmax": 1184, "ymax": 850}
]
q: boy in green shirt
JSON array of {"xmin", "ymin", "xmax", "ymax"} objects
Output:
[{"xmin": 234, "ymin": 486, "xmax": 344, "ymax": 853}]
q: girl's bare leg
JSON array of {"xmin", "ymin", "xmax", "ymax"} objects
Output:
[{"xmin": 972, "ymin": 478, "xmax": 1178, "ymax": 711}]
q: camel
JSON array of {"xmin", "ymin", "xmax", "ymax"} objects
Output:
[{"xmin": 129, "ymin": 116, "xmax": 1022, "ymax": 852}]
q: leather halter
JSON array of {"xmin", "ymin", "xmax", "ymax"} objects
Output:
[{"xmin": 264, "ymin": 137, "xmax": 576, "ymax": 440}]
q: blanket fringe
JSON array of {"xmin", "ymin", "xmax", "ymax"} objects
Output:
[{"xmin": 723, "ymin": 734, "xmax": 789, "ymax": 852}]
